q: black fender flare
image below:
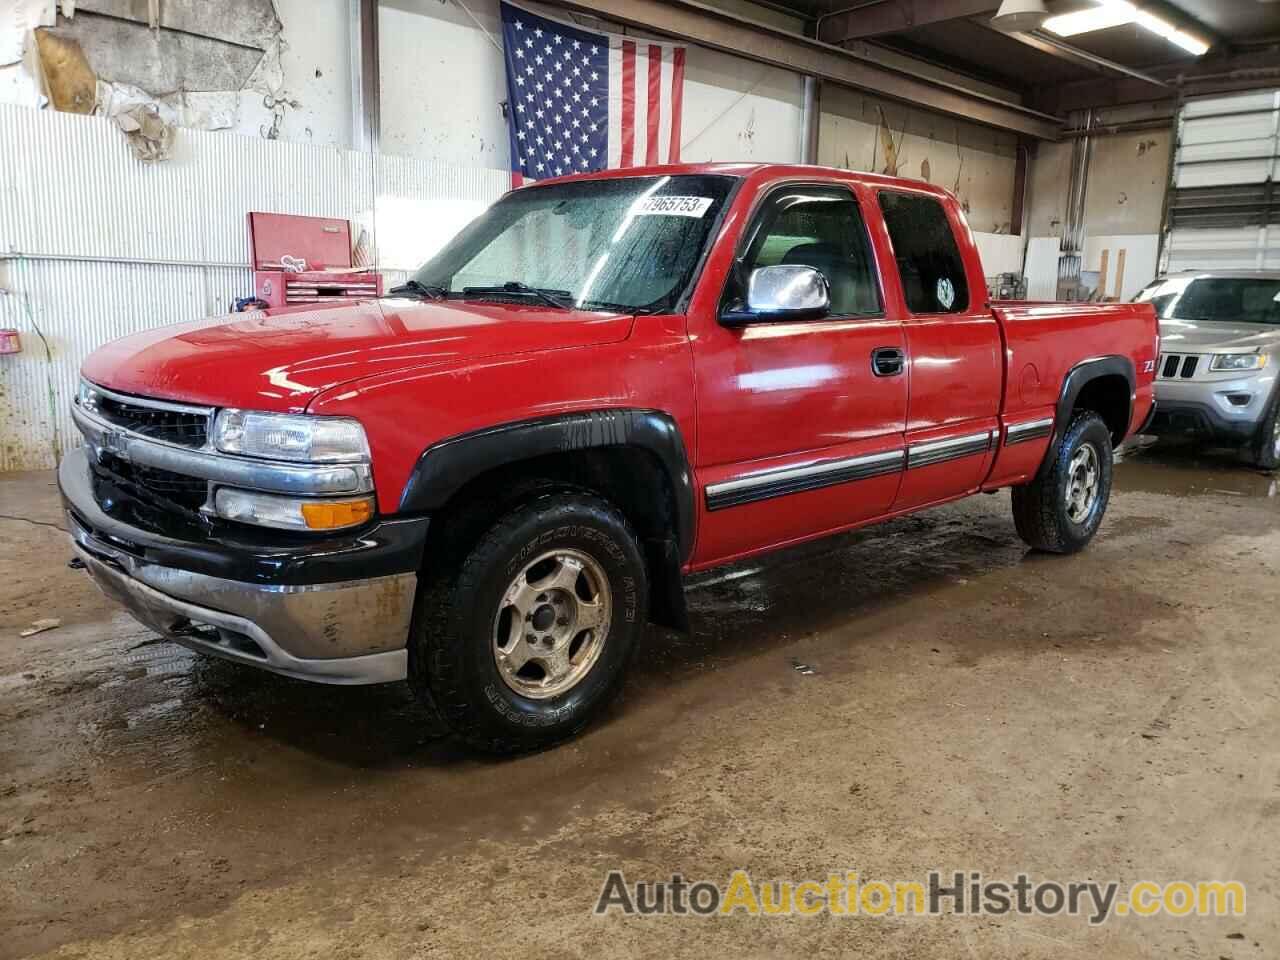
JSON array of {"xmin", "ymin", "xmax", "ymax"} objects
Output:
[
  {"xmin": 397, "ymin": 408, "xmax": 696, "ymax": 564},
  {"xmin": 1037, "ymin": 355, "xmax": 1135, "ymax": 481}
]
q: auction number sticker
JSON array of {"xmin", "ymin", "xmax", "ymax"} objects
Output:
[{"xmin": 636, "ymin": 195, "xmax": 714, "ymax": 218}]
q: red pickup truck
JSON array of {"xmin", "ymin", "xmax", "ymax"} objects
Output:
[{"xmin": 61, "ymin": 163, "xmax": 1157, "ymax": 752}]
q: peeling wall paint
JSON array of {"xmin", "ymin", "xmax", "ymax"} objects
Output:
[
  {"xmin": 1026, "ymin": 100, "xmax": 1174, "ymax": 242},
  {"xmin": 48, "ymin": 11, "xmax": 272, "ymax": 94},
  {"xmin": 818, "ymin": 85, "xmax": 1019, "ymax": 236},
  {"xmin": 229, "ymin": 0, "xmax": 351, "ymax": 147},
  {"xmin": 1084, "ymin": 130, "xmax": 1171, "ymax": 236},
  {"xmin": 1026, "ymin": 138, "xmax": 1073, "ymax": 238},
  {"xmin": 1024, "ymin": 123, "xmax": 1172, "ymax": 295},
  {"xmin": 0, "ymin": 0, "xmax": 352, "ymax": 149}
]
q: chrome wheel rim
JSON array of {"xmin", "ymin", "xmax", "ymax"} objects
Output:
[
  {"xmin": 492, "ymin": 548, "xmax": 612, "ymax": 700},
  {"xmin": 1065, "ymin": 442, "xmax": 1101, "ymax": 524}
]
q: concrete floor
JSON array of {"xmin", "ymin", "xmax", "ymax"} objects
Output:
[{"xmin": 1, "ymin": 442, "xmax": 1277, "ymax": 959}]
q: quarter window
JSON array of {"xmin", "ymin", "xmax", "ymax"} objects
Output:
[{"xmin": 878, "ymin": 192, "xmax": 969, "ymax": 314}]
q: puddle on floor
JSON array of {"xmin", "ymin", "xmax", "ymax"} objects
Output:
[{"xmin": 1117, "ymin": 438, "xmax": 1279, "ymax": 500}]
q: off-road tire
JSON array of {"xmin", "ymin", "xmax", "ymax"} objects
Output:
[
  {"xmin": 1011, "ymin": 411, "xmax": 1114, "ymax": 554},
  {"xmin": 409, "ymin": 492, "xmax": 648, "ymax": 754},
  {"xmin": 1250, "ymin": 391, "xmax": 1280, "ymax": 471}
]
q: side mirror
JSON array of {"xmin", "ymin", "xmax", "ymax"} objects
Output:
[{"xmin": 722, "ymin": 265, "xmax": 830, "ymax": 326}]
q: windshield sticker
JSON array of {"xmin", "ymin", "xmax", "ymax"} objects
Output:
[
  {"xmin": 937, "ymin": 277, "xmax": 956, "ymax": 310},
  {"xmin": 635, "ymin": 195, "xmax": 714, "ymax": 218}
]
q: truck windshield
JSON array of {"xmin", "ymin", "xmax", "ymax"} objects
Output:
[
  {"xmin": 410, "ymin": 174, "xmax": 736, "ymax": 313},
  {"xmin": 1136, "ymin": 276, "xmax": 1280, "ymax": 325}
]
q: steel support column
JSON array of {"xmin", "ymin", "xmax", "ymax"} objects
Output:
[
  {"xmin": 800, "ymin": 75, "xmax": 821, "ymax": 164},
  {"xmin": 350, "ymin": 0, "xmax": 380, "ymax": 153},
  {"xmin": 1011, "ymin": 139, "xmax": 1028, "ymax": 236}
]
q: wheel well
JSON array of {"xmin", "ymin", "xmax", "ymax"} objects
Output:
[
  {"xmin": 419, "ymin": 447, "xmax": 686, "ymax": 627},
  {"xmin": 1071, "ymin": 374, "xmax": 1131, "ymax": 444}
]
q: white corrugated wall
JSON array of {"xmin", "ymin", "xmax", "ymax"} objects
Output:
[{"xmin": 0, "ymin": 105, "xmax": 510, "ymax": 471}]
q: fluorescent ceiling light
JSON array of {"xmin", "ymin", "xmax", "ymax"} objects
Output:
[
  {"xmin": 1169, "ymin": 30, "xmax": 1210, "ymax": 55},
  {"xmin": 1134, "ymin": 10, "xmax": 1175, "ymax": 37},
  {"xmin": 1042, "ymin": 1, "xmax": 1136, "ymax": 37},
  {"xmin": 1041, "ymin": 0, "xmax": 1211, "ymax": 56}
]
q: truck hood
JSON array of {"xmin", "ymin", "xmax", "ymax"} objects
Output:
[
  {"xmin": 1158, "ymin": 318, "xmax": 1280, "ymax": 353},
  {"xmin": 80, "ymin": 299, "xmax": 635, "ymax": 411}
]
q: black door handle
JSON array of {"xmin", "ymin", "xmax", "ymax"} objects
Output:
[{"xmin": 872, "ymin": 347, "xmax": 905, "ymax": 377}]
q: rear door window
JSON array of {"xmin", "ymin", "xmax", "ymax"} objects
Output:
[{"xmin": 878, "ymin": 192, "xmax": 969, "ymax": 314}]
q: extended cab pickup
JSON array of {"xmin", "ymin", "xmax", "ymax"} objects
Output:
[{"xmin": 61, "ymin": 163, "xmax": 1158, "ymax": 752}]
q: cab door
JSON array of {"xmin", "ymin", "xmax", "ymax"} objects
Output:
[
  {"xmin": 689, "ymin": 182, "xmax": 908, "ymax": 567},
  {"xmin": 874, "ymin": 188, "xmax": 1003, "ymax": 511}
]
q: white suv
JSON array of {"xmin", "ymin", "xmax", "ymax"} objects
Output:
[{"xmin": 1138, "ymin": 271, "xmax": 1280, "ymax": 469}]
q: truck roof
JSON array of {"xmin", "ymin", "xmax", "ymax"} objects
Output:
[{"xmin": 522, "ymin": 161, "xmax": 954, "ymax": 202}]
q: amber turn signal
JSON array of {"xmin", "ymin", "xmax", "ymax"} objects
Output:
[{"xmin": 300, "ymin": 497, "xmax": 375, "ymax": 530}]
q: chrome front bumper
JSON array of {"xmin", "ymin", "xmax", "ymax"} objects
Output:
[
  {"xmin": 60, "ymin": 450, "xmax": 420, "ymax": 685},
  {"xmin": 69, "ymin": 517, "xmax": 414, "ymax": 684}
]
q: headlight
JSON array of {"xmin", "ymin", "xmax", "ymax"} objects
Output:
[
  {"xmin": 214, "ymin": 489, "xmax": 375, "ymax": 531},
  {"xmin": 213, "ymin": 410, "xmax": 370, "ymax": 463},
  {"xmin": 1210, "ymin": 353, "xmax": 1267, "ymax": 372}
]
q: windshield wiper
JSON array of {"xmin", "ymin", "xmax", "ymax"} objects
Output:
[
  {"xmin": 461, "ymin": 281, "xmax": 573, "ymax": 309},
  {"xmin": 387, "ymin": 280, "xmax": 447, "ymax": 300},
  {"xmin": 579, "ymin": 299, "xmax": 661, "ymax": 316}
]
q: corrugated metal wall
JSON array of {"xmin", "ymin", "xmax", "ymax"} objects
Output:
[{"xmin": 0, "ymin": 105, "xmax": 509, "ymax": 471}]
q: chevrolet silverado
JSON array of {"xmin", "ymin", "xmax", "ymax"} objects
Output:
[{"xmin": 61, "ymin": 163, "xmax": 1158, "ymax": 752}]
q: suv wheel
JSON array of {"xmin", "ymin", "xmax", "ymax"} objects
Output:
[
  {"xmin": 1011, "ymin": 411, "xmax": 1114, "ymax": 554},
  {"xmin": 410, "ymin": 492, "xmax": 647, "ymax": 754},
  {"xmin": 1251, "ymin": 393, "xmax": 1280, "ymax": 471}
]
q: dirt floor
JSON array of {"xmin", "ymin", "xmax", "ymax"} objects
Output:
[{"xmin": 1, "ymin": 440, "xmax": 1278, "ymax": 959}]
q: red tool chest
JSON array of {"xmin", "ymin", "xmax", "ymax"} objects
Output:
[{"xmin": 248, "ymin": 212, "xmax": 383, "ymax": 308}]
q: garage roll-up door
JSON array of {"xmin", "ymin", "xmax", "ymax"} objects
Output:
[{"xmin": 1164, "ymin": 89, "xmax": 1280, "ymax": 273}]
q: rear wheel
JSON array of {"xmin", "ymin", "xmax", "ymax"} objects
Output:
[
  {"xmin": 1250, "ymin": 393, "xmax": 1280, "ymax": 471},
  {"xmin": 1011, "ymin": 411, "xmax": 1114, "ymax": 554},
  {"xmin": 409, "ymin": 491, "xmax": 647, "ymax": 754}
]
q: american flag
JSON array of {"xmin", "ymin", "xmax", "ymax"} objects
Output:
[{"xmin": 499, "ymin": 2, "xmax": 687, "ymax": 185}]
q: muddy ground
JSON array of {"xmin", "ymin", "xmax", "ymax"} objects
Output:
[{"xmin": 1, "ymin": 441, "xmax": 1277, "ymax": 959}]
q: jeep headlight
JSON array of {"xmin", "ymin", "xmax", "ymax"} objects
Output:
[
  {"xmin": 1210, "ymin": 353, "xmax": 1267, "ymax": 372},
  {"xmin": 212, "ymin": 410, "xmax": 370, "ymax": 463}
]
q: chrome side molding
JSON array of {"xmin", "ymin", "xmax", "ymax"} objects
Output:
[
  {"xmin": 906, "ymin": 431, "xmax": 994, "ymax": 470},
  {"xmin": 1004, "ymin": 417, "xmax": 1055, "ymax": 446},
  {"xmin": 705, "ymin": 448, "xmax": 905, "ymax": 511}
]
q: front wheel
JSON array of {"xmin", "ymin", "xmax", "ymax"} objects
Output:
[
  {"xmin": 410, "ymin": 492, "xmax": 648, "ymax": 754},
  {"xmin": 1011, "ymin": 411, "xmax": 1114, "ymax": 554},
  {"xmin": 1250, "ymin": 393, "xmax": 1280, "ymax": 471}
]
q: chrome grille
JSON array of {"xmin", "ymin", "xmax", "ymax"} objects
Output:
[
  {"xmin": 81, "ymin": 383, "xmax": 212, "ymax": 449},
  {"xmin": 94, "ymin": 454, "xmax": 209, "ymax": 514}
]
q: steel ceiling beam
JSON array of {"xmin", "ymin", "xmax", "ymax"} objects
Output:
[
  {"xmin": 817, "ymin": 0, "xmax": 999, "ymax": 44},
  {"xmin": 1030, "ymin": 42, "xmax": 1280, "ymax": 113},
  {"xmin": 548, "ymin": 0, "xmax": 1062, "ymax": 140},
  {"xmin": 1005, "ymin": 30, "xmax": 1169, "ymax": 87}
]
